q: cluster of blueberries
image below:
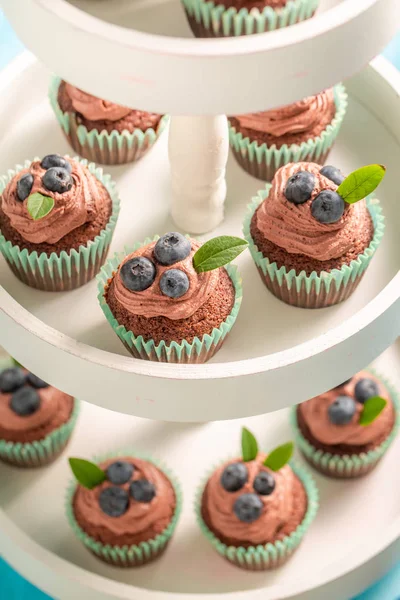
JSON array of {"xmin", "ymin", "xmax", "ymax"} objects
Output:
[
  {"xmin": 285, "ymin": 165, "xmax": 346, "ymax": 224},
  {"xmin": 219, "ymin": 462, "xmax": 276, "ymax": 524},
  {"xmin": 99, "ymin": 460, "xmax": 157, "ymax": 517},
  {"xmin": 0, "ymin": 367, "xmax": 48, "ymax": 416},
  {"xmin": 120, "ymin": 232, "xmax": 192, "ymax": 299},
  {"xmin": 16, "ymin": 154, "xmax": 73, "ymax": 201},
  {"xmin": 328, "ymin": 377, "xmax": 380, "ymax": 425}
]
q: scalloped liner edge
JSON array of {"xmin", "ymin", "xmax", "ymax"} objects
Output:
[
  {"xmin": 97, "ymin": 236, "xmax": 243, "ymax": 363},
  {"xmin": 195, "ymin": 459, "xmax": 319, "ymax": 569},
  {"xmin": 65, "ymin": 449, "xmax": 182, "ymax": 565}
]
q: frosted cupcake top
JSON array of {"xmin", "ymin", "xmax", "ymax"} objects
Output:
[
  {"xmin": 256, "ymin": 162, "xmax": 370, "ymax": 260},
  {"xmin": 299, "ymin": 371, "xmax": 393, "ymax": 446},
  {"xmin": 235, "ymin": 89, "xmax": 334, "ymax": 138},
  {"xmin": 64, "ymin": 83, "xmax": 131, "ymax": 122},
  {"xmin": 1, "ymin": 154, "xmax": 107, "ymax": 245}
]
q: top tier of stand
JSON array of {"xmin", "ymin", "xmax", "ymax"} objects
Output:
[{"xmin": 2, "ymin": 0, "xmax": 400, "ymax": 114}]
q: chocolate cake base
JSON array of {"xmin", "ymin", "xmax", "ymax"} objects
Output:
[{"xmin": 105, "ymin": 268, "xmax": 235, "ymax": 346}]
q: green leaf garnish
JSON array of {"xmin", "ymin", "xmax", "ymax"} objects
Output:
[
  {"xmin": 26, "ymin": 192, "xmax": 55, "ymax": 220},
  {"xmin": 337, "ymin": 164, "xmax": 386, "ymax": 204},
  {"xmin": 193, "ymin": 236, "xmax": 248, "ymax": 273},
  {"xmin": 241, "ymin": 427, "xmax": 258, "ymax": 462},
  {"xmin": 264, "ymin": 442, "xmax": 294, "ymax": 472},
  {"xmin": 69, "ymin": 458, "xmax": 106, "ymax": 489},
  {"xmin": 359, "ymin": 396, "xmax": 387, "ymax": 426}
]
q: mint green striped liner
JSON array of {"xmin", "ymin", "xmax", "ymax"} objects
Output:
[
  {"xmin": 229, "ymin": 84, "xmax": 348, "ymax": 182},
  {"xmin": 195, "ymin": 459, "xmax": 319, "ymax": 570},
  {"xmin": 183, "ymin": 0, "xmax": 319, "ymax": 37},
  {"xmin": 291, "ymin": 371, "xmax": 400, "ymax": 479},
  {"xmin": 66, "ymin": 450, "xmax": 182, "ymax": 567},
  {"xmin": 49, "ymin": 77, "xmax": 169, "ymax": 166},
  {"xmin": 0, "ymin": 398, "xmax": 80, "ymax": 468},
  {"xmin": 0, "ymin": 157, "xmax": 120, "ymax": 291},
  {"xmin": 97, "ymin": 236, "xmax": 243, "ymax": 363},
  {"xmin": 243, "ymin": 191, "xmax": 385, "ymax": 308}
]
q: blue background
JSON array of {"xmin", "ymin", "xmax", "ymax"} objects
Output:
[{"xmin": 0, "ymin": 10, "xmax": 399, "ymax": 600}]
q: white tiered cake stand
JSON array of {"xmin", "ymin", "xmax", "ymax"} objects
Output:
[{"xmin": 0, "ymin": 0, "xmax": 400, "ymax": 598}]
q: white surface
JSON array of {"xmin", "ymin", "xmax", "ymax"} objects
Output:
[
  {"xmin": 0, "ymin": 343, "xmax": 399, "ymax": 600},
  {"xmin": 1, "ymin": 55, "xmax": 400, "ymax": 421},
  {"xmin": 169, "ymin": 115, "xmax": 228, "ymax": 233},
  {"xmin": 0, "ymin": 0, "xmax": 399, "ymax": 114}
]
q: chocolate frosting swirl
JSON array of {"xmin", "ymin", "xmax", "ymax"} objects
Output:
[
  {"xmin": 112, "ymin": 240, "xmax": 219, "ymax": 320},
  {"xmin": 299, "ymin": 372, "xmax": 394, "ymax": 446},
  {"xmin": 0, "ymin": 381, "xmax": 73, "ymax": 443},
  {"xmin": 1, "ymin": 158, "xmax": 104, "ymax": 244},
  {"xmin": 256, "ymin": 162, "xmax": 370, "ymax": 261},
  {"xmin": 204, "ymin": 454, "xmax": 297, "ymax": 545},
  {"xmin": 73, "ymin": 457, "xmax": 176, "ymax": 546},
  {"xmin": 235, "ymin": 89, "xmax": 334, "ymax": 138},
  {"xmin": 65, "ymin": 84, "xmax": 131, "ymax": 122}
]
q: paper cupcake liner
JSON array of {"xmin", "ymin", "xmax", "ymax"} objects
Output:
[
  {"xmin": 0, "ymin": 157, "xmax": 120, "ymax": 291},
  {"xmin": 291, "ymin": 371, "xmax": 400, "ymax": 479},
  {"xmin": 49, "ymin": 77, "xmax": 169, "ymax": 166},
  {"xmin": 66, "ymin": 450, "xmax": 182, "ymax": 567},
  {"xmin": 183, "ymin": 0, "xmax": 319, "ymax": 37},
  {"xmin": 243, "ymin": 191, "xmax": 384, "ymax": 308},
  {"xmin": 97, "ymin": 236, "xmax": 243, "ymax": 363},
  {"xmin": 229, "ymin": 84, "xmax": 348, "ymax": 182},
  {"xmin": 0, "ymin": 398, "xmax": 80, "ymax": 468},
  {"xmin": 195, "ymin": 459, "xmax": 319, "ymax": 570}
]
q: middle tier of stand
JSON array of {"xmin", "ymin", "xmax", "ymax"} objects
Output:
[{"xmin": 1, "ymin": 56, "xmax": 400, "ymax": 421}]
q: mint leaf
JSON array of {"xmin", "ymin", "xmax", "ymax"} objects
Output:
[
  {"xmin": 337, "ymin": 164, "xmax": 386, "ymax": 204},
  {"xmin": 193, "ymin": 236, "xmax": 248, "ymax": 273},
  {"xmin": 264, "ymin": 442, "xmax": 294, "ymax": 472},
  {"xmin": 359, "ymin": 396, "xmax": 387, "ymax": 426},
  {"xmin": 27, "ymin": 192, "xmax": 55, "ymax": 220},
  {"xmin": 69, "ymin": 458, "xmax": 106, "ymax": 489},
  {"xmin": 241, "ymin": 427, "xmax": 258, "ymax": 462}
]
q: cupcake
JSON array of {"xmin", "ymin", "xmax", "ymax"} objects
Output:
[
  {"xmin": 229, "ymin": 85, "xmax": 347, "ymax": 182},
  {"xmin": 98, "ymin": 233, "xmax": 246, "ymax": 363},
  {"xmin": 66, "ymin": 453, "xmax": 182, "ymax": 566},
  {"xmin": 196, "ymin": 428, "xmax": 318, "ymax": 570},
  {"xmin": 0, "ymin": 153, "xmax": 120, "ymax": 291},
  {"xmin": 244, "ymin": 162, "xmax": 385, "ymax": 308},
  {"xmin": 292, "ymin": 371, "xmax": 399, "ymax": 478},
  {"xmin": 50, "ymin": 77, "xmax": 168, "ymax": 165},
  {"xmin": 0, "ymin": 365, "xmax": 79, "ymax": 467},
  {"xmin": 182, "ymin": 0, "xmax": 319, "ymax": 38}
]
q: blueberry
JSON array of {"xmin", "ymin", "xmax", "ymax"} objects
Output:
[
  {"xmin": 220, "ymin": 463, "xmax": 248, "ymax": 492},
  {"xmin": 106, "ymin": 461, "xmax": 134, "ymax": 485},
  {"xmin": 120, "ymin": 257, "xmax": 156, "ymax": 292},
  {"xmin": 10, "ymin": 387, "xmax": 41, "ymax": 416},
  {"xmin": 154, "ymin": 232, "xmax": 191, "ymax": 266},
  {"xmin": 26, "ymin": 373, "xmax": 49, "ymax": 389},
  {"xmin": 354, "ymin": 378, "xmax": 379, "ymax": 404},
  {"xmin": 328, "ymin": 395, "xmax": 356, "ymax": 425},
  {"xmin": 130, "ymin": 479, "xmax": 156, "ymax": 503},
  {"xmin": 17, "ymin": 173, "xmax": 34, "ymax": 201},
  {"xmin": 320, "ymin": 165, "xmax": 345, "ymax": 186},
  {"xmin": 253, "ymin": 471, "xmax": 275, "ymax": 496},
  {"xmin": 0, "ymin": 367, "xmax": 25, "ymax": 393},
  {"xmin": 99, "ymin": 487, "xmax": 129, "ymax": 517},
  {"xmin": 42, "ymin": 167, "xmax": 73, "ymax": 194},
  {"xmin": 311, "ymin": 190, "xmax": 345, "ymax": 224},
  {"xmin": 284, "ymin": 171, "xmax": 315, "ymax": 205},
  {"xmin": 41, "ymin": 154, "xmax": 72, "ymax": 173},
  {"xmin": 233, "ymin": 493, "xmax": 263, "ymax": 523},
  {"xmin": 159, "ymin": 269, "xmax": 189, "ymax": 299}
]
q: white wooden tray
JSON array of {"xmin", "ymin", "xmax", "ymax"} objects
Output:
[
  {"xmin": 0, "ymin": 54, "xmax": 400, "ymax": 421},
  {"xmin": 0, "ymin": 342, "xmax": 399, "ymax": 600},
  {"xmin": 1, "ymin": 0, "xmax": 399, "ymax": 114}
]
